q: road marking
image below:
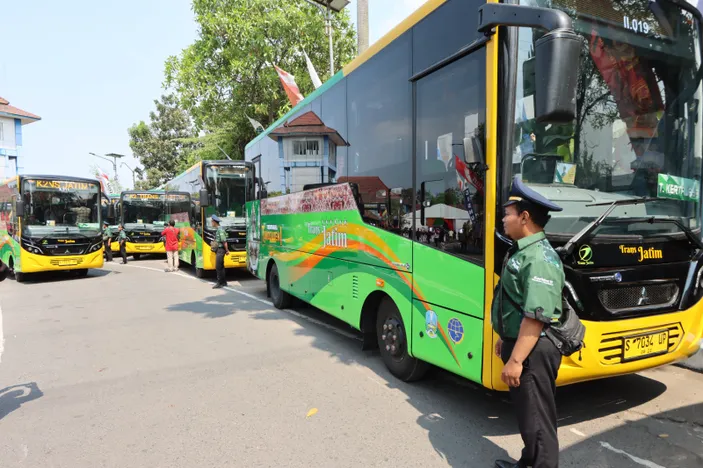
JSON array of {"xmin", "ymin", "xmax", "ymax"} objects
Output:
[
  {"xmin": 106, "ymin": 262, "xmax": 360, "ymax": 341},
  {"xmin": 570, "ymin": 428, "xmax": 585, "ymax": 437},
  {"xmin": 599, "ymin": 442, "xmax": 665, "ymax": 468}
]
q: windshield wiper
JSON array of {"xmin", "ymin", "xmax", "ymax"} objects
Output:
[
  {"xmin": 555, "ymin": 197, "xmax": 659, "ymax": 259},
  {"xmin": 603, "ymin": 217, "xmax": 703, "ymax": 250}
]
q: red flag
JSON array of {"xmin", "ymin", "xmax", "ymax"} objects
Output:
[{"xmin": 274, "ymin": 65, "xmax": 304, "ymax": 107}]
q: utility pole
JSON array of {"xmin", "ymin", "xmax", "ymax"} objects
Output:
[
  {"xmin": 357, "ymin": 0, "xmax": 369, "ymax": 54},
  {"xmin": 89, "ymin": 152, "xmax": 124, "ymax": 182},
  {"xmin": 121, "ymin": 162, "xmax": 141, "ymax": 189},
  {"xmin": 302, "ymin": 0, "xmax": 350, "ymax": 77}
]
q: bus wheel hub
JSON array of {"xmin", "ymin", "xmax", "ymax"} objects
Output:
[{"xmin": 382, "ymin": 317, "xmax": 404, "ymax": 357}]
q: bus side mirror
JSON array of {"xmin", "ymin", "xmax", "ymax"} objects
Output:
[
  {"xmin": 477, "ymin": 4, "xmax": 581, "ymax": 123},
  {"xmin": 15, "ymin": 200, "xmax": 24, "ymax": 216},
  {"xmin": 199, "ymin": 189, "xmax": 210, "ymax": 207},
  {"xmin": 533, "ymin": 30, "xmax": 581, "ymax": 123},
  {"xmin": 258, "ymin": 189, "xmax": 268, "ymax": 200}
]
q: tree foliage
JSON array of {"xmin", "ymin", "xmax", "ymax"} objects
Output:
[
  {"xmin": 128, "ymin": 94, "xmax": 197, "ymax": 189},
  {"xmin": 164, "ymin": 0, "xmax": 357, "ymax": 158}
]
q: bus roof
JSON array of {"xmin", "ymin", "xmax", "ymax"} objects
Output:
[{"xmin": 245, "ymin": 0, "xmax": 445, "ymax": 150}]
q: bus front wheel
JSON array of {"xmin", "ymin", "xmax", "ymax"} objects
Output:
[
  {"xmin": 376, "ymin": 296, "xmax": 428, "ymax": 382},
  {"xmin": 192, "ymin": 253, "xmax": 204, "ymax": 278},
  {"xmin": 268, "ymin": 263, "xmax": 291, "ymax": 309},
  {"xmin": 132, "ymin": 254, "xmax": 141, "ymax": 260},
  {"xmin": 14, "ymin": 271, "xmax": 26, "ymax": 283}
]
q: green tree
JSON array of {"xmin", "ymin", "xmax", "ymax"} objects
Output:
[
  {"xmin": 164, "ymin": 0, "xmax": 357, "ymax": 158},
  {"xmin": 128, "ymin": 94, "xmax": 197, "ymax": 189}
]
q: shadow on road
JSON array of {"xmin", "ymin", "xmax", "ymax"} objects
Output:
[
  {"xmin": 0, "ymin": 382, "xmax": 43, "ymax": 421},
  {"xmin": 248, "ymin": 303, "xmax": 669, "ymax": 467},
  {"xmin": 166, "ymin": 291, "xmax": 267, "ymax": 319},
  {"xmin": 559, "ymin": 402, "xmax": 703, "ymax": 467},
  {"xmin": 14, "ymin": 268, "xmax": 116, "ymax": 285}
]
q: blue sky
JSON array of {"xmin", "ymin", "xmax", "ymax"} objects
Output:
[{"xmin": 0, "ymin": 0, "xmax": 426, "ymax": 189}]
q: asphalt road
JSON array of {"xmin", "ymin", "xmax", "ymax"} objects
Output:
[{"xmin": 0, "ymin": 256, "xmax": 702, "ymax": 468}]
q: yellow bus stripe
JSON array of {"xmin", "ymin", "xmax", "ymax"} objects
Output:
[{"xmin": 482, "ymin": 3, "xmax": 500, "ymax": 390}]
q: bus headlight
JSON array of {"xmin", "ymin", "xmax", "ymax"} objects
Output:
[
  {"xmin": 88, "ymin": 242, "xmax": 102, "ymax": 253},
  {"xmin": 25, "ymin": 245, "xmax": 42, "ymax": 255}
]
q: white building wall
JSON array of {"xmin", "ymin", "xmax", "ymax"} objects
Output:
[{"xmin": 0, "ymin": 117, "xmax": 17, "ymax": 150}]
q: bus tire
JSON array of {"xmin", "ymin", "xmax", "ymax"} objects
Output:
[
  {"xmin": 268, "ymin": 263, "xmax": 291, "ymax": 309},
  {"xmin": 376, "ymin": 296, "xmax": 428, "ymax": 382},
  {"xmin": 132, "ymin": 254, "xmax": 141, "ymax": 260},
  {"xmin": 76, "ymin": 269, "xmax": 88, "ymax": 277},
  {"xmin": 14, "ymin": 271, "xmax": 26, "ymax": 283}
]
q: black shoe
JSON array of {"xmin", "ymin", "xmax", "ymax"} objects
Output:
[
  {"xmin": 494, "ymin": 461, "xmax": 521, "ymax": 468},
  {"xmin": 212, "ymin": 283, "xmax": 223, "ymax": 289}
]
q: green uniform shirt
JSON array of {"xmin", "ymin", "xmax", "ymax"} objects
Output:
[
  {"xmin": 491, "ymin": 231, "xmax": 564, "ymax": 339},
  {"xmin": 102, "ymin": 227, "xmax": 112, "ymax": 242},
  {"xmin": 216, "ymin": 227, "xmax": 227, "ymax": 249},
  {"xmin": 118, "ymin": 230, "xmax": 127, "ymax": 242}
]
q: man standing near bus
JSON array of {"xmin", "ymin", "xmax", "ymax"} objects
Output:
[
  {"xmin": 212, "ymin": 215, "xmax": 228, "ymax": 288},
  {"xmin": 117, "ymin": 224, "xmax": 128, "ymax": 265},
  {"xmin": 162, "ymin": 219, "xmax": 180, "ymax": 272},
  {"xmin": 102, "ymin": 221, "xmax": 113, "ymax": 262},
  {"xmin": 493, "ymin": 176, "xmax": 564, "ymax": 468}
]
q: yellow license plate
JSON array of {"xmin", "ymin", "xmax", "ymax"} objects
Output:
[
  {"xmin": 623, "ymin": 330, "xmax": 668, "ymax": 362},
  {"xmin": 136, "ymin": 245, "xmax": 153, "ymax": 250},
  {"xmin": 58, "ymin": 259, "xmax": 78, "ymax": 266}
]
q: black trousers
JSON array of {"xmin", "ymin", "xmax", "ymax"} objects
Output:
[
  {"xmin": 501, "ymin": 336, "xmax": 561, "ymax": 468},
  {"xmin": 216, "ymin": 248, "xmax": 227, "ymax": 285},
  {"xmin": 104, "ymin": 240, "xmax": 112, "ymax": 261},
  {"xmin": 119, "ymin": 242, "xmax": 127, "ymax": 263}
]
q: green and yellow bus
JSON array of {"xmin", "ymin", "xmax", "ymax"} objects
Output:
[
  {"xmin": 245, "ymin": 0, "xmax": 703, "ymax": 391},
  {"xmin": 113, "ymin": 191, "xmax": 192, "ymax": 259},
  {"xmin": 0, "ymin": 175, "xmax": 104, "ymax": 281},
  {"xmin": 161, "ymin": 160, "xmax": 257, "ymax": 276}
]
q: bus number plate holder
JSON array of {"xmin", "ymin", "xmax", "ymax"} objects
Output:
[
  {"xmin": 58, "ymin": 259, "xmax": 78, "ymax": 266},
  {"xmin": 622, "ymin": 330, "xmax": 669, "ymax": 362}
]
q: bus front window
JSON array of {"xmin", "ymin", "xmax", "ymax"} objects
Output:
[
  {"xmin": 511, "ymin": 0, "xmax": 702, "ymax": 240},
  {"xmin": 122, "ymin": 195, "xmax": 166, "ymax": 225},
  {"xmin": 22, "ymin": 180, "xmax": 100, "ymax": 236},
  {"xmin": 204, "ymin": 165, "xmax": 254, "ymax": 228}
]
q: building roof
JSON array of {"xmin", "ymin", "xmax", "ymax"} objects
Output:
[
  {"xmin": 0, "ymin": 95, "xmax": 41, "ymax": 124},
  {"xmin": 337, "ymin": 176, "xmax": 400, "ymax": 203},
  {"xmin": 269, "ymin": 111, "xmax": 348, "ymax": 147}
]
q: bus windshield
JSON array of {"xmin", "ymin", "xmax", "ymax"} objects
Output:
[
  {"xmin": 21, "ymin": 179, "xmax": 101, "ymax": 236},
  {"xmin": 204, "ymin": 164, "xmax": 254, "ymax": 229},
  {"xmin": 122, "ymin": 193, "xmax": 191, "ymax": 226},
  {"xmin": 511, "ymin": 0, "xmax": 702, "ymax": 240}
]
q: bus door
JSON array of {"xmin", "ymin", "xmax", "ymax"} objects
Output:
[{"xmin": 410, "ymin": 50, "xmax": 488, "ymax": 383}]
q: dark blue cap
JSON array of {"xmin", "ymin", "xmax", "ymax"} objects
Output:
[
  {"xmin": 504, "ymin": 176, "xmax": 563, "ymax": 212},
  {"xmin": 211, "ymin": 215, "xmax": 221, "ymax": 223}
]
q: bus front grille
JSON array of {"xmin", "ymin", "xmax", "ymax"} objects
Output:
[
  {"xmin": 597, "ymin": 323, "xmax": 682, "ymax": 365},
  {"xmin": 597, "ymin": 282, "xmax": 678, "ymax": 313}
]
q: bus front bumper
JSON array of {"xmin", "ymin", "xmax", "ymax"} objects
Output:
[
  {"xmin": 125, "ymin": 242, "xmax": 166, "ymax": 255},
  {"xmin": 20, "ymin": 249, "xmax": 104, "ymax": 273},
  {"xmin": 202, "ymin": 244, "xmax": 247, "ymax": 270},
  {"xmin": 556, "ymin": 305, "xmax": 703, "ymax": 386}
]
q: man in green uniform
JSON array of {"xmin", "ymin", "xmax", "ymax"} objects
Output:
[
  {"xmin": 117, "ymin": 224, "xmax": 128, "ymax": 264},
  {"xmin": 212, "ymin": 215, "xmax": 229, "ymax": 289},
  {"xmin": 493, "ymin": 176, "xmax": 564, "ymax": 468},
  {"xmin": 102, "ymin": 221, "xmax": 113, "ymax": 262}
]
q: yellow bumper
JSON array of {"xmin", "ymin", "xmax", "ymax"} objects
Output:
[
  {"xmin": 125, "ymin": 242, "xmax": 166, "ymax": 255},
  {"xmin": 489, "ymin": 303, "xmax": 703, "ymax": 391},
  {"xmin": 19, "ymin": 248, "xmax": 104, "ymax": 273},
  {"xmin": 201, "ymin": 243, "xmax": 247, "ymax": 270}
]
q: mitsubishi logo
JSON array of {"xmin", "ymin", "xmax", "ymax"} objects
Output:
[{"xmin": 637, "ymin": 287, "xmax": 650, "ymax": 306}]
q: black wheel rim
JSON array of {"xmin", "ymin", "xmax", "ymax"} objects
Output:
[{"xmin": 380, "ymin": 314, "xmax": 406, "ymax": 362}]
